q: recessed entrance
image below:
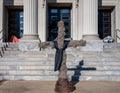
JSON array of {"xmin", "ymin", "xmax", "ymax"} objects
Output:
[
  {"xmin": 8, "ymin": 9, "xmax": 23, "ymax": 41},
  {"xmin": 98, "ymin": 6, "xmax": 114, "ymax": 39},
  {"xmin": 47, "ymin": 7, "xmax": 71, "ymax": 41}
]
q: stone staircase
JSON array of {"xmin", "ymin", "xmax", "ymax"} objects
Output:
[{"xmin": 0, "ymin": 43, "xmax": 120, "ymax": 81}]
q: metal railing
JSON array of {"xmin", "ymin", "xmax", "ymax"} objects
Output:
[
  {"xmin": 0, "ymin": 42, "xmax": 10, "ymax": 57},
  {"xmin": 0, "ymin": 29, "xmax": 3, "ymax": 42},
  {"xmin": 0, "ymin": 29, "xmax": 9, "ymax": 57},
  {"xmin": 115, "ymin": 29, "xmax": 120, "ymax": 42}
]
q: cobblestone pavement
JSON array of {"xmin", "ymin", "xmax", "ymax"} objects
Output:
[{"xmin": 0, "ymin": 81, "xmax": 120, "ymax": 93}]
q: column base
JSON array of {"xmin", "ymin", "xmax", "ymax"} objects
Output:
[
  {"xmin": 83, "ymin": 35, "xmax": 100, "ymax": 40},
  {"xmin": 20, "ymin": 35, "xmax": 39, "ymax": 41},
  {"xmin": 82, "ymin": 35, "xmax": 103, "ymax": 51},
  {"xmin": 18, "ymin": 35, "xmax": 40, "ymax": 51}
]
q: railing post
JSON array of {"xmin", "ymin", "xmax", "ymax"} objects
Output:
[
  {"xmin": 115, "ymin": 29, "xmax": 120, "ymax": 43},
  {"xmin": 0, "ymin": 30, "xmax": 3, "ymax": 42}
]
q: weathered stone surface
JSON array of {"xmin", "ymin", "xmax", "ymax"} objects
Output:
[
  {"xmin": 81, "ymin": 40, "xmax": 103, "ymax": 51},
  {"xmin": 18, "ymin": 41, "xmax": 40, "ymax": 51},
  {"xmin": 0, "ymin": 42, "xmax": 120, "ymax": 81}
]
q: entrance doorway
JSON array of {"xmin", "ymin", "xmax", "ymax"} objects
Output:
[
  {"xmin": 48, "ymin": 8, "xmax": 71, "ymax": 41},
  {"xmin": 8, "ymin": 9, "xmax": 23, "ymax": 41},
  {"xmin": 98, "ymin": 6, "xmax": 114, "ymax": 39}
]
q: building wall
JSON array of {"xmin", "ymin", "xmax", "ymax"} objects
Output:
[{"xmin": 0, "ymin": 0, "xmax": 120, "ymax": 42}]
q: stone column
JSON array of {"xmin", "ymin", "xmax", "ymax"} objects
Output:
[
  {"xmin": 78, "ymin": 0, "xmax": 83, "ymax": 40},
  {"xmin": 83, "ymin": 0, "xmax": 99, "ymax": 40},
  {"xmin": 72, "ymin": 1, "xmax": 77, "ymax": 40},
  {"xmin": 82, "ymin": 0, "xmax": 103, "ymax": 52},
  {"xmin": 23, "ymin": 0, "xmax": 38, "ymax": 40},
  {"xmin": 19, "ymin": 0, "xmax": 39, "ymax": 51},
  {"xmin": 0, "ymin": 0, "xmax": 3, "ymax": 42},
  {"xmin": 38, "ymin": 0, "xmax": 47, "ymax": 42}
]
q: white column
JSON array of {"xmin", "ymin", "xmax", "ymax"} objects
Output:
[
  {"xmin": 78, "ymin": 0, "xmax": 83, "ymax": 40},
  {"xmin": 23, "ymin": 0, "xmax": 38, "ymax": 40},
  {"xmin": 72, "ymin": 1, "xmax": 78, "ymax": 40},
  {"xmin": 83, "ymin": 0, "xmax": 99, "ymax": 40},
  {"xmin": 38, "ymin": 0, "xmax": 46, "ymax": 42},
  {"xmin": 0, "ymin": 0, "xmax": 3, "ymax": 42}
]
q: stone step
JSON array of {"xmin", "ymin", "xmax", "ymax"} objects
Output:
[
  {"xmin": 3, "ymin": 53, "xmax": 50, "ymax": 58},
  {"xmin": 0, "ymin": 75, "xmax": 58, "ymax": 80},
  {"xmin": 0, "ymin": 70, "xmax": 120, "ymax": 76},
  {"xmin": 3, "ymin": 51, "xmax": 120, "ymax": 58},
  {"xmin": 6, "ymin": 48, "xmax": 19, "ymax": 51},
  {"xmin": 1, "ymin": 54, "xmax": 120, "ymax": 62},
  {"xmin": 0, "ymin": 70, "xmax": 72, "ymax": 76},
  {"xmin": 82, "ymin": 57, "xmax": 120, "ymax": 62},
  {"xmin": 4, "ymin": 51, "xmax": 54, "ymax": 55},
  {"xmin": 81, "ymin": 71, "xmax": 120, "ymax": 76},
  {"xmin": 0, "ymin": 65, "xmax": 120, "ymax": 71},
  {"xmin": 4, "ymin": 49, "xmax": 120, "ymax": 54},
  {"xmin": 0, "ymin": 57, "xmax": 49, "ymax": 62},
  {"xmin": 75, "ymin": 76, "xmax": 120, "ymax": 81},
  {"xmin": 0, "ymin": 75, "xmax": 120, "ymax": 81},
  {"xmin": 0, "ymin": 66, "xmax": 53, "ymax": 70},
  {"xmin": 68, "ymin": 65, "xmax": 120, "ymax": 71},
  {"xmin": 103, "ymin": 49, "xmax": 120, "ymax": 52},
  {"xmin": 0, "ymin": 61, "xmax": 120, "ymax": 66}
]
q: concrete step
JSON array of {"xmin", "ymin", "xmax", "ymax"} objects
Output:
[
  {"xmin": 103, "ymin": 49, "xmax": 120, "ymax": 52},
  {"xmin": 103, "ymin": 43, "xmax": 120, "ymax": 52},
  {"xmin": 0, "ymin": 75, "xmax": 58, "ymax": 80},
  {"xmin": 0, "ymin": 70, "xmax": 73, "ymax": 76},
  {"xmin": 0, "ymin": 61, "xmax": 120, "ymax": 66},
  {"xmin": 0, "ymin": 70, "xmax": 120, "ymax": 77},
  {"xmin": 81, "ymin": 71, "xmax": 120, "ymax": 76},
  {"xmin": 82, "ymin": 57, "xmax": 120, "ymax": 62},
  {"xmin": 0, "ymin": 65, "xmax": 120, "ymax": 71},
  {"xmin": 75, "ymin": 76, "xmax": 120, "ymax": 81},
  {"xmin": 3, "ymin": 53, "xmax": 50, "ymax": 58},
  {"xmin": 0, "ymin": 57, "xmax": 49, "ymax": 62},
  {"xmin": 3, "ymin": 51, "xmax": 120, "ymax": 58},
  {"xmin": 6, "ymin": 48, "xmax": 19, "ymax": 51},
  {"xmin": 1, "ymin": 42, "xmax": 120, "ymax": 81},
  {"xmin": 0, "ymin": 75, "xmax": 120, "ymax": 81},
  {"xmin": 1, "ymin": 54, "xmax": 120, "ymax": 62}
]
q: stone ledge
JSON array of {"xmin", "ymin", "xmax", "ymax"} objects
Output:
[
  {"xmin": 18, "ymin": 40, "xmax": 40, "ymax": 51},
  {"xmin": 81, "ymin": 40, "xmax": 103, "ymax": 51}
]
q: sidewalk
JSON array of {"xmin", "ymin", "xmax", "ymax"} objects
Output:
[{"xmin": 0, "ymin": 80, "xmax": 120, "ymax": 93}]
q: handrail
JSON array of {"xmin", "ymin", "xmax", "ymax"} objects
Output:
[
  {"xmin": 0, "ymin": 42, "xmax": 10, "ymax": 57},
  {"xmin": 0, "ymin": 30, "xmax": 5, "ymax": 57},
  {"xmin": 0, "ymin": 29, "xmax": 3, "ymax": 41},
  {"xmin": 115, "ymin": 29, "xmax": 120, "ymax": 42}
]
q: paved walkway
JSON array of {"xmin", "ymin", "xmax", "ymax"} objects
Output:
[{"xmin": 0, "ymin": 80, "xmax": 120, "ymax": 93}]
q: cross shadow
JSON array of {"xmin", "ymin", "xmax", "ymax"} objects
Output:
[{"xmin": 68, "ymin": 60, "xmax": 96, "ymax": 86}]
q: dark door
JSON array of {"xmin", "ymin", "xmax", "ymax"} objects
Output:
[
  {"xmin": 98, "ymin": 10, "xmax": 111, "ymax": 39},
  {"xmin": 8, "ymin": 9, "xmax": 23, "ymax": 41},
  {"xmin": 48, "ymin": 8, "xmax": 71, "ymax": 41}
]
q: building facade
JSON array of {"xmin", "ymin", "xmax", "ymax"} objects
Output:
[{"xmin": 0, "ymin": 0, "xmax": 120, "ymax": 43}]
